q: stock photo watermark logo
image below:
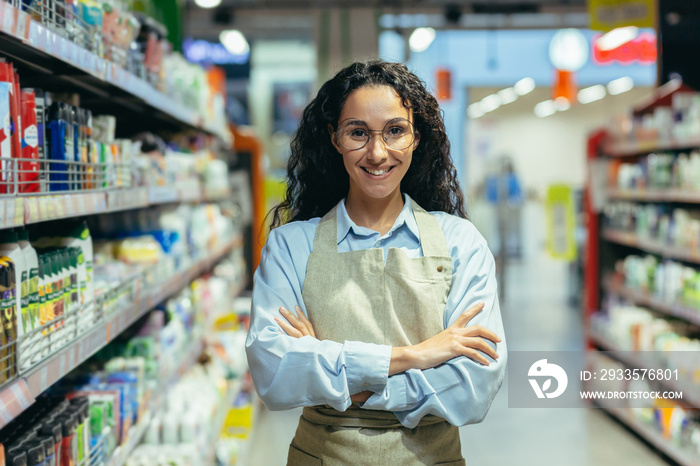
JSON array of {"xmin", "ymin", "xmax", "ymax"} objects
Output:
[
  {"xmin": 528, "ymin": 359, "xmax": 568, "ymax": 399},
  {"xmin": 509, "ymin": 351, "xmax": 692, "ymax": 408}
]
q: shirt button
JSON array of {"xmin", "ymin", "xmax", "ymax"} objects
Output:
[
  {"xmin": 437, "ymin": 265, "xmax": 444, "ymax": 272},
  {"xmin": 363, "ymin": 383, "xmax": 370, "ymax": 387}
]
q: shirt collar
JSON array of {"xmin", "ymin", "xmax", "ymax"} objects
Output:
[{"xmin": 336, "ymin": 193, "xmax": 420, "ymax": 244}]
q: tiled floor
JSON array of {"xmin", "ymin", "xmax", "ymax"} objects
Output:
[{"xmin": 243, "ymin": 203, "xmax": 671, "ymax": 465}]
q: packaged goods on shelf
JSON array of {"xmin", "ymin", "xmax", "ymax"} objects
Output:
[
  {"xmin": 612, "ymin": 150, "xmax": 700, "ymax": 192},
  {"xmin": 603, "ymin": 201, "xmax": 700, "ymax": 251},
  {"xmin": 592, "ymin": 304, "xmax": 700, "ymax": 366},
  {"xmin": 0, "ymin": 258, "xmax": 246, "ymax": 465},
  {"xmin": 606, "ymin": 87, "xmax": 700, "ymax": 148},
  {"xmin": 7, "ymin": 0, "xmax": 229, "ymax": 136},
  {"xmin": 614, "ymin": 254, "xmax": 700, "ymax": 311},
  {"xmin": 0, "ymin": 56, "xmax": 231, "ymax": 198},
  {"xmin": 587, "ymin": 351, "xmax": 700, "ymax": 455}
]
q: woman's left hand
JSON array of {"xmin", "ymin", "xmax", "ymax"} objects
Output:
[{"xmin": 275, "ymin": 305, "xmax": 316, "ymax": 338}]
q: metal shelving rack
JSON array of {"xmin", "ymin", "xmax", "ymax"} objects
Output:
[
  {"xmin": 585, "ymin": 84, "xmax": 700, "ymax": 465},
  {"xmin": 0, "ymin": 238, "xmax": 240, "ymax": 429},
  {"xmin": 0, "ymin": 2, "xmax": 232, "ymax": 144},
  {"xmin": 0, "ymin": 4, "xmax": 243, "ymax": 464}
]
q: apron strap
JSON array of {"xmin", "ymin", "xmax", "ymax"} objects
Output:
[
  {"xmin": 311, "ymin": 204, "xmax": 339, "ymax": 253},
  {"xmin": 410, "ymin": 199, "xmax": 450, "ymax": 258},
  {"xmin": 311, "ymin": 198, "xmax": 450, "ymax": 258}
]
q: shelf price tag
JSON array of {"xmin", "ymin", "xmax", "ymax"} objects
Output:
[
  {"xmin": 0, "ymin": 200, "xmax": 6, "ymax": 228},
  {"xmin": 27, "ymin": 198, "xmax": 39, "ymax": 223},
  {"xmin": 14, "ymin": 198, "xmax": 23, "ymax": 226},
  {"xmin": 68, "ymin": 350, "xmax": 74, "ymax": 371},
  {"xmin": 16, "ymin": 10, "xmax": 29, "ymax": 40},
  {"xmin": 58, "ymin": 355, "xmax": 66, "ymax": 377},
  {"xmin": 78, "ymin": 193, "xmax": 87, "ymax": 214},
  {"xmin": 5, "ymin": 199, "xmax": 14, "ymax": 228},
  {"xmin": 45, "ymin": 196, "xmax": 56, "ymax": 219},
  {"xmin": 2, "ymin": 3, "xmax": 17, "ymax": 35},
  {"xmin": 39, "ymin": 197, "xmax": 49, "ymax": 220},
  {"xmin": 55, "ymin": 196, "xmax": 65, "ymax": 219},
  {"xmin": 39, "ymin": 366, "xmax": 48, "ymax": 392}
]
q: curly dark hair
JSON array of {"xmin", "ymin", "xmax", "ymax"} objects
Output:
[{"xmin": 269, "ymin": 60, "xmax": 466, "ymax": 229}]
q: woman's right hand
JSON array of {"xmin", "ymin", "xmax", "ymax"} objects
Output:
[{"xmin": 389, "ymin": 302, "xmax": 501, "ymax": 375}]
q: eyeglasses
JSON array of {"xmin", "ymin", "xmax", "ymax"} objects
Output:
[{"xmin": 335, "ymin": 118, "xmax": 417, "ymax": 151}]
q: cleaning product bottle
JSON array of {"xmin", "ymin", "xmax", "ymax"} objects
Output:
[
  {"xmin": 27, "ymin": 88, "xmax": 48, "ymax": 193},
  {"xmin": 0, "ymin": 262, "xmax": 12, "ymax": 383},
  {"xmin": 47, "ymin": 103, "xmax": 68, "ymax": 192},
  {"xmin": 0, "ymin": 231, "xmax": 28, "ymax": 351},
  {"xmin": 36, "ymin": 255, "xmax": 47, "ymax": 360},
  {"xmin": 49, "ymin": 251, "xmax": 63, "ymax": 332},
  {"xmin": 59, "ymin": 223, "xmax": 93, "ymax": 308},
  {"xmin": 39, "ymin": 423, "xmax": 62, "ymax": 466},
  {"xmin": 43, "ymin": 253, "xmax": 56, "ymax": 336},
  {"xmin": 67, "ymin": 249, "xmax": 78, "ymax": 321},
  {"xmin": 17, "ymin": 230, "xmax": 38, "ymax": 371},
  {"xmin": 0, "ymin": 81, "xmax": 12, "ymax": 194},
  {"xmin": 19, "ymin": 90, "xmax": 40, "ymax": 193}
]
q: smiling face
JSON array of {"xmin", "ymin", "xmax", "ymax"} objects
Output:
[{"xmin": 331, "ymin": 85, "xmax": 419, "ymax": 207}]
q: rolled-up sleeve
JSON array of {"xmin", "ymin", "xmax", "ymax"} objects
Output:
[
  {"xmin": 361, "ymin": 222, "xmax": 507, "ymax": 428},
  {"xmin": 245, "ymin": 226, "xmax": 392, "ymax": 411}
]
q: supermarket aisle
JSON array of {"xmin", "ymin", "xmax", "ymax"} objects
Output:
[{"xmin": 244, "ymin": 209, "xmax": 667, "ymax": 466}]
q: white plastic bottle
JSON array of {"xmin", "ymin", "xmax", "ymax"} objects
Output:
[
  {"xmin": 0, "ymin": 230, "xmax": 29, "ymax": 367},
  {"xmin": 17, "ymin": 230, "xmax": 39, "ymax": 370},
  {"xmin": 59, "ymin": 222, "xmax": 93, "ymax": 304}
]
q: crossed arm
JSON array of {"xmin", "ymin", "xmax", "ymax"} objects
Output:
[
  {"xmin": 245, "ymin": 226, "xmax": 507, "ymax": 428},
  {"xmin": 276, "ymin": 302, "xmax": 501, "ymax": 403}
]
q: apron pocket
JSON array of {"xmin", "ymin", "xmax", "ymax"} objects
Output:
[
  {"xmin": 287, "ymin": 444, "xmax": 323, "ymax": 466},
  {"xmin": 434, "ymin": 460, "xmax": 466, "ymax": 466}
]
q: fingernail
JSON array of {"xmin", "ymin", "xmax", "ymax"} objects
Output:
[{"xmin": 280, "ymin": 307, "xmax": 289, "ymax": 314}]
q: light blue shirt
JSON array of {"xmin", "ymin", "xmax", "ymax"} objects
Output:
[{"xmin": 245, "ymin": 194, "xmax": 507, "ymax": 428}]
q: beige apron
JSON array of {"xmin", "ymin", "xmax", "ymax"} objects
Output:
[{"xmin": 289, "ymin": 199, "xmax": 465, "ymax": 466}]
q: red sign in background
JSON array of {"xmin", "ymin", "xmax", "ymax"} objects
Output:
[{"xmin": 592, "ymin": 32, "xmax": 657, "ymax": 65}]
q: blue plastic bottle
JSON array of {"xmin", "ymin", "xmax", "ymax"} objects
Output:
[{"xmin": 47, "ymin": 103, "xmax": 68, "ymax": 192}]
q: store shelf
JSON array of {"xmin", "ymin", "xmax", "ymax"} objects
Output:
[
  {"xmin": 604, "ymin": 279, "xmax": 700, "ymax": 326},
  {"xmin": 595, "ymin": 401, "xmax": 700, "ymax": 466},
  {"xmin": 0, "ymin": 3, "xmax": 231, "ymax": 146},
  {"xmin": 607, "ymin": 188, "xmax": 700, "ymax": 204},
  {"xmin": 0, "ymin": 184, "xmax": 232, "ymax": 227},
  {"xmin": 203, "ymin": 379, "xmax": 243, "ymax": 466},
  {"xmin": 601, "ymin": 228, "xmax": 700, "ymax": 265},
  {"xmin": 106, "ymin": 337, "xmax": 207, "ymax": 466},
  {"xmin": 590, "ymin": 333, "xmax": 700, "ymax": 409},
  {"xmin": 0, "ymin": 238, "xmax": 238, "ymax": 429},
  {"xmin": 603, "ymin": 135, "xmax": 700, "ymax": 158}
]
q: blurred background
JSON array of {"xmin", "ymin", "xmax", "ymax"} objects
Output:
[{"xmin": 0, "ymin": 0, "xmax": 699, "ymax": 465}]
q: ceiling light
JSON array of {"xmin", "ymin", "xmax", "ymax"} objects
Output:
[
  {"xmin": 468, "ymin": 103, "xmax": 485, "ymax": 119},
  {"xmin": 607, "ymin": 76, "xmax": 634, "ymax": 95},
  {"xmin": 597, "ymin": 26, "xmax": 639, "ymax": 51},
  {"xmin": 195, "ymin": 0, "xmax": 221, "ymax": 8},
  {"xmin": 554, "ymin": 97, "xmax": 571, "ymax": 111},
  {"xmin": 578, "ymin": 85, "xmax": 606, "ymax": 104},
  {"xmin": 514, "ymin": 77, "xmax": 535, "ymax": 96},
  {"xmin": 219, "ymin": 29, "xmax": 249, "ymax": 55},
  {"xmin": 534, "ymin": 100, "xmax": 556, "ymax": 118},
  {"xmin": 497, "ymin": 88, "xmax": 518, "ymax": 105},
  {"xmin": 409, "ymin": 28, "xmax": 436, "ymax": 53},
  {"xmin": 480, "ymin": 94, "xmax": 502, "ymax": 113}
]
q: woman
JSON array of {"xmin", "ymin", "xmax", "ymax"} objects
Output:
[{"xmin": 246, "ymin": 60, "xmax": 507, "ymax": 465}]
